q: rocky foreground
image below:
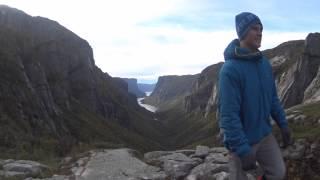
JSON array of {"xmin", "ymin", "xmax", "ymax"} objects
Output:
[{"xmin": 0, "ymin": 140, "xmax": 313, "ymax": 180}]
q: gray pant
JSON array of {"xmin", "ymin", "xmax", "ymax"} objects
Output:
[{"xmin": 228, "ymin": 133, "xmax": 286, "ymax": 180}]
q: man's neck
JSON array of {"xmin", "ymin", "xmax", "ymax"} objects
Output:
[{"xmin": 240, "ymin": 41, "xmax": 258, "ymax": 52}]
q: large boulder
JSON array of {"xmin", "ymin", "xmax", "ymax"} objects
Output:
[{"xmin": 1, "ymin": 160, "xmax": 49, "ymax": 178}]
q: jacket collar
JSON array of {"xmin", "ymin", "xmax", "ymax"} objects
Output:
[{"xmin": 224, "ymin": 39, "xmax": 262, "ymax": 61}]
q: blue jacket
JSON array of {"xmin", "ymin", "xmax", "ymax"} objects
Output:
[{"xmin": 218, "ymin": 39, "xmax": 288, "ymax": 157}]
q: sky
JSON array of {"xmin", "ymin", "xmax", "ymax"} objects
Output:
[{"xmin": 0, "ymin": 0, "xmax": 319, "ymax": 84}]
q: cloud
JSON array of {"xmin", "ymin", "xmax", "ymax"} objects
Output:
[
  {"xmin": 261, "ymin": 31, "xmax": 308, "ymax": 50},
  {"xmin": 0, "ymin": 0, "xmax": 318, "ymax": 84}
]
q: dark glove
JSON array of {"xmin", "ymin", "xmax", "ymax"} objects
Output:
[
  {"xmin": 280, "ymin": 127, "xmax": 293, "ymax": 148},
  {"xmin": 240, "ymin": 150, "xmax": 257, "ymax": 171}
]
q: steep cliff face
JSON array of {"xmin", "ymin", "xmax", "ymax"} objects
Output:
[
  {"xmin": 143, "ymin": 75, "xmax": 198, "ymax": 111},
  {"xmin": 121, "ymin": 78, "xmax": 146, "ymax": 98},
  {"xmin": 0, "ymin": 5, "xmax": 164, "ymax": 155},
  {"xmin": 184, "ymin": 63, "xmax": 223, "ymax": 116},
  {"xmin": 264, "ymin": 33, "xmax": 320, "ymax": 108}
]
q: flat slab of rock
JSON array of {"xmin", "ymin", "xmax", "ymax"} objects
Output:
[{"xmin": 78, "ymin": 148, "xmax": 166, "ymax": 180}]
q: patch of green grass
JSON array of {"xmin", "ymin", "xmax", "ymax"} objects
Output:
[
  {"xmin": 299, "ymin": 102, "xmax": 320, "ymax": 118},
  {"xmin": 154, "ymin": 107, "xmax": 220, "ymax": 150},
  {"xmin": 290, "ymin": 124, "xmax": 320, "ymax": 139},
  {"xmin": 284, "ymin": 102, "xmax": 320, "ymax": 140}
]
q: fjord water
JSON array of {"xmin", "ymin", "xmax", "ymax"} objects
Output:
[{"xmin": 137, "ymin": 91, "xmax": 157, "ymax": 112}]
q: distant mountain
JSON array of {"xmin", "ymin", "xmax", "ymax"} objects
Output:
[
  {"xmin": 138, "ymin": 83, "xmax": 156, "ymax": 93},
  {"xmin": 120, "ymin": 78, "xmax": 146, "ymax": 98},
  {"xmin": 143, "ymin": 74, "xmax": 199, "ymax": 112},
  {"xmin": 0, "ymin": 5, "xmax": 166, "ymax": 157}
]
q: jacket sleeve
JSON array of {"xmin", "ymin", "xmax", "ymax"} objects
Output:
[
  {"xmin": 270, "ymin": 79, "xmax": 288, "ymax": 129},
  {"xmin": 218, "ymin": 66, "xmax": 251, "ymax": 157}
]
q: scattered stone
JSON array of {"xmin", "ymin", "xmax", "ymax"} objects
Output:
[
  {"xmin": 3, "ymin": 159, "xmax": 14, "ymax": 165},
  {"xmin": 194, "ymin": 145, "xmax": 210, "ymax": 158},
  {"xmin": 191, "ymin": 158, "xmax": 203, "ymax": 165},
  {"xmin": 144, "ymin": 151, "xmax": 173, "ymax": 166},
  {"xmin": 160, "ymin": 152, "xmax": 201, "ymax": 179},
  {"xmin": 175, "ymin": 149, "xmax": 196, "ymax": 156},
  {"xmin": 209, "ymin": 147, "xmax": 228, "ymax": 154},
  {"xmin": 205, "ymin": 153, "xmax": 229, "ymax": 164},
  {"xmin": 163, "ymin": 159, "xmax": 197, "ymax": 179},
  {"xmin": 212, "ymin": 171, "xmax": 229, "ymax": 180},
  {"xmin": 283, "ymin": 139, "xmax": 307, "ymax": 160},
  {"xmin": 186, "ymin": 162, "xmax": 228, "ymax": 180}
]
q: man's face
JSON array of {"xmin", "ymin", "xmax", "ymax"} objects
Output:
[{"xmin": 242, "ymin": 24, "xmax": 262, "ymax": 50}]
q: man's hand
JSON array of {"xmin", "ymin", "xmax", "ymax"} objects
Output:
[
  {"xmin": 280, "ymin": 127, "xmax": 293, "ymax": 148},
  {"xmin": 240, "ymin": 150, "xmax": 257, "ymax": 171}
]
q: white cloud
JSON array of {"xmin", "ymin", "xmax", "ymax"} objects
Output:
[
  {"xmin": 261, "ymin": 31, "xmax": 308, "ymax": 50},
  {"xmin": 0, "ymin": 0, "xmax": 313, "ymax": 83}
]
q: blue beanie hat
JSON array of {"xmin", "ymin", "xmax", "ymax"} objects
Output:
[{"xmin": 235, "ymin": 12, "xmax": 262, "ymax": 40}]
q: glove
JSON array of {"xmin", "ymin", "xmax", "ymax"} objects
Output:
[
  {"xmin": 240, "ymin": 150, "xmax": 257, "ymax": 171},
  {"xmin": 280, "ymin": 127, "xmax": 293, "ymax": 148}
]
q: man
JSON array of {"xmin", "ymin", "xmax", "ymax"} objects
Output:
[{"xmin": 218, "ymin": 12, "xmax": 292, "ymax": 180}]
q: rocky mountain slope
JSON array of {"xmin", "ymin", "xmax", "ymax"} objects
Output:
[{"xmin": 0, "ymin": 5, "xmax": 167, "ymax": 159}]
